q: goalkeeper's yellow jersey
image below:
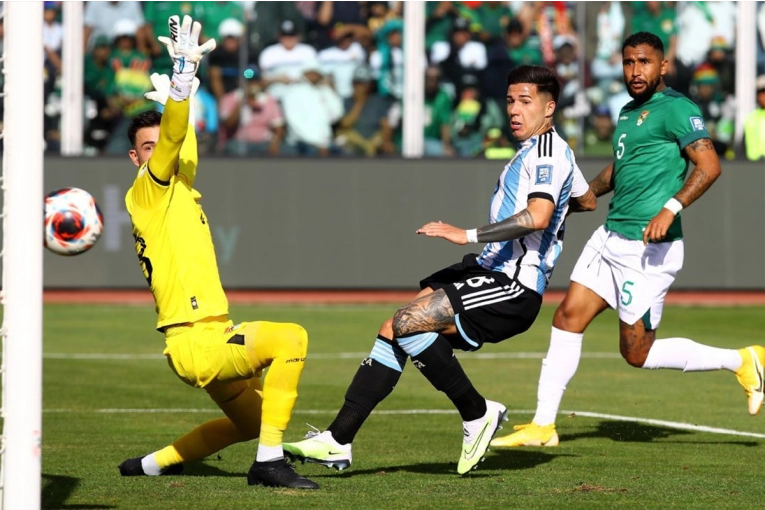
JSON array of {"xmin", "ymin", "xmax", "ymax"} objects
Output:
[{"xmin": 125, "ymin": 99, "xmax": 228, "ymax": 331}]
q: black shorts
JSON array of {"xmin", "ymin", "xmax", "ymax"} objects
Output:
[{"xmin": 419, "ymin": 253, "xmax": 542, "ymax": 351}]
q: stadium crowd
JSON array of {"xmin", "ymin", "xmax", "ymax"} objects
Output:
[{"xmin": 13, "ymin": 1, "xmax": 765, "ymax": 159}]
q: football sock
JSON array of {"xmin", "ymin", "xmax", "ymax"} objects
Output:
[
  {"xmin": 255, "ymin": 442, "xmax": 284, "ymax": 462},
  {"xmin": 403, "ymin": 333, "xmax": 487, "ymax": 421},
  {"xmin": 141, "ymin": 453, "xmax": 163, "ymax": 476},
  {"xmin": 328, "ymin": 335, "xmax": 405, "ymax": 445},
  {"xmin": 642, "ymin": 337, "xmax": 743, "ymax": 371},
  {"xmin": 247, "ymin": 322, "xmax": 308, "ymax": 447},
  {"xmin": 532, "ymin": 327, "xmax": 583, "ymax": 426}
]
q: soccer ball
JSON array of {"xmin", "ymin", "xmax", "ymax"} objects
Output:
[{"xmin": 44, "ymin": 187, "xmax": 104, "ymax": 256}]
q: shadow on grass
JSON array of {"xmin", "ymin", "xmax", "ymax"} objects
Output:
[
  {"xmin": 309, "ymin": 449, "xmax": 572, "ymax": 479},
  {"xmin": 562, "ymin": 420, "xmax": 759, "ymax": 446},
  {"xmin": 42, "ymin": 474, "xmax": 115, "ymax": 509}
]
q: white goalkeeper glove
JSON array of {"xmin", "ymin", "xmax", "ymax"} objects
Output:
[
  {"xmin": 157, "ymin": 15, "xmax": 216, "ymax": 101},
  {"xmin": 145, "ymin": 73, "xmax": 200, "ymax": 127}
]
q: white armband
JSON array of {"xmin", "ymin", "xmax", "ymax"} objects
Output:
[
  {"xmin": 663, "ymin": 197, "xmax": 684, "ymax": 215},
  {"xmin": 465, "ymin": 229, "xmax": 478, "ymax": 243}
]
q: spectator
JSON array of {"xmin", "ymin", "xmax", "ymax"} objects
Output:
[
  {"xmin": 336, "ymin": 65, "xmax": 392, "ymax": 157},
  {"xmin": 450, "ymin": 73, "xmax": 504, "ymax": 157},
  {"xmin": 675, "ymin": 1, "xmax": 736, "ymax": 97},
  {"xmin": 688, "ymin": 63, "xmax": 735, "ymax": 155},
  {"xmin": 554, "ymin": 35, "xmax": 589, "ymax": 148},
  {"xmin": 43, "ymin": 1, "xmax": 63, "ymax": 102},
  {"xmin": 201, "ymin": 1, "xmax": 246, "ymax": 42},
  {"xmin": 425, "ymin": 2, "xmax": 462, "ymax": 51},
  {"xmin": 248, "ymin": 2, "xmax": 307, "ymax": 60},
  {"xmin": 481, "ymin": 127, "xmax": 517, "ymax": 160},
  {"xmin": 83, "ymin": 1, "xmax": 146, "ymax": 52},
  {"xmin": 208, "ymin": 18, "xmax": 247, "ymax": 102},
  {"xmin": 473, "ymin": 1, "xmax": 515, "ymax": 46},
  {"xmin": 482, "ymin": 18, "xmax": 540, "ymax": 135},
  {"xmin": 370, "ymin": 18, "xmax": 404, "ymax": 99},
  {"xmin": 318, "ymin": 32, "xmax": 367, "ymax": 99},
  {"xmin": 584, "ymin": 104, "xmax": 615, "ymax": 157},
  {"xmin": 589, "ymin": 2, "xmax": 626, "ymax": 95},
  {"xmin": 516, "ymin": 1, "xmax": 575, "ymax": 67},
  {"xmin": 431, "ymin": 17, "xmax": 488, "ymax": 97},
  {"xmin": 84, "ymin": 36, "xmax": 118, "ymax": 154},
  {"xmin": 758, "ymin": 1, "xmax": 765, "ymax": 75},
  {"xmin": 281, "ymin": 60, "xmax": 344, "ymax": 156},
  {"xmin": 743, "ymin": 75, "xmax": 765, "ymax": 161},
  {"xmin": 142, "ymin": 1, "xmax": 204, "ymax": 74},
  {"xmin": 705, "ymin": 36, "xmax": 736, "ymax": 97},
  {"xmin": 367, "ymin": 1, "xmax": 402, "ymax": 37},
  {"xmin": 218, "ymin": 69, "xmax": 285, "ymax": 156},
  {"xmin": 259, "ymin": 20, "xmax": 318, "ymax": 101},
  {"xmin": 629, "ymin": 2, "xmax": 677, "ymax": 79},
  {"xmin": 315, "ymin": 1, "xmax": 372, "ymax": 50},
  {"xmin": 104, "ymin": 19, "xmax": 153, "ymax": 155},
  {"xmin": 379, "ymin": 66, "xmax": 455, "ymax": 157}
]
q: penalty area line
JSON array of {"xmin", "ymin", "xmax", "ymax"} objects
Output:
[{"xmin": 41, "ymin": 408, "xmax": 765, "ymax": 439}]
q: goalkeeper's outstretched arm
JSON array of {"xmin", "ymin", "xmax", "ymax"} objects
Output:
[
  {"xmin": 178, "ymin": 123, "xmax": 198, "ymax": 187},
  {"xmin": 147, "ymin": 98, "xmax": 190, "ymax": 184}
]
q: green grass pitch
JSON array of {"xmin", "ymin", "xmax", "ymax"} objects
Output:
[{"xmin": 32, "ymin": 303, "xmax": 765, "ymax": 508}]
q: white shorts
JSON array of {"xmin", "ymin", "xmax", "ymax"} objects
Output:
[{"xmin": 569, "ymin": 225, "xmax": 684, "ymax": 329}]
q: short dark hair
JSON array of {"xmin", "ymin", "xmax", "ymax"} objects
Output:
[
  {"xmin": 622, "ymin": 32, "xmax": 664, "ymax": 55},
  {"xmin": 506, "ymin": 65, "xmax": 560, "ymax": 103},
  {"xmin": 127, "ymin": 110, "xmax": 162, "ymax": 148}
]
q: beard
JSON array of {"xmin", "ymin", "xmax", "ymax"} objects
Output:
[{"xmin": 627, "ymin": 77, "xmax": 661, "ymax": 103}]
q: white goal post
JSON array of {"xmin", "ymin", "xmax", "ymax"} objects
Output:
[{"xmin": 1, "ymin": 2, "xmax": 44, "ymax": 510}]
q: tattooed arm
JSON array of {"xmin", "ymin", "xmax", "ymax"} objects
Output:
[
  {"xmin": 642, "ymin": 138, "xmax": 721, "ymax": 245},
  {"xmin": 415, "ymin": 197, "xmax": 555, "ymax": 245},
  {"xmin": 589, "ymin": 162, "xmax": 615, "ymax": 198},
  {"xmin": 675, "ymin": 138, "xmax": 722, "ymax": 207}
]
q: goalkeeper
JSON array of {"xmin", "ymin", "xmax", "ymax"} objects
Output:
[{"xmin": 119, "ymin": 15, "xmax": 317, "ymax": 490}]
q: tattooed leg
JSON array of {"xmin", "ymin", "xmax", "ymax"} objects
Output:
[
  {"xmin": 393, "ymin": 289, "xmax": 486, "ymax": 421},
  {"xmin": 392, "ymin": 289, "xmax": 457, "ymax": 338},
  {"xmin": 619, "ymin": 319, "xmax": 656, "ymax": 367}
]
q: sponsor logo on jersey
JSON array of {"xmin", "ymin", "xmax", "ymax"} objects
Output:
[
  {"xmin": 619, "ymin": 115, "xmax": 629, "ymax": 120},
  {"xmin": 535, "ymin": 164, "xmax": 553, "ymax": 184},
  {"xmin": 637, "ymin": 110, "xmax": 650, "ymax": 126},
  {"xmin": 690, "ymin": 116, "xmax": 706, "ymax": 131}
]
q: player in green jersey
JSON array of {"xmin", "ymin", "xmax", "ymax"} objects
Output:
[{"xmin": 492, "ymin": 31, "xmax": 765, "ymax": 448}]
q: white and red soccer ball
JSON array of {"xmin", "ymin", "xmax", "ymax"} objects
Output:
[{"xmin": 44, "ymin": 187, "xmax": 103, "ymax": 256}]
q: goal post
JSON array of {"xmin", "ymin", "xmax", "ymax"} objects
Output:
[{"xmin": 1, "ymin": 2, "xmax": 45, "ymax": 509}]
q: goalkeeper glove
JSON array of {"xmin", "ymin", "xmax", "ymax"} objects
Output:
[
  {"xmin": 145, "ymin": 73, "xmax": 200, "ymax": 127},
  {"xmin": 157, "ymin": 15, "xmax": 216, "ymax": 101}
]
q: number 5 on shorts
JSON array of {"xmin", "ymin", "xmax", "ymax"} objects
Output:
[{"xmin": 620, "ymin": 281, "xmax": 634, "ymax": 306}]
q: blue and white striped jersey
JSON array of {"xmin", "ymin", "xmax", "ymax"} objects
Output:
[{"xmin": 477, "ymin": 129, "xmax": 588, "ymax": 295}]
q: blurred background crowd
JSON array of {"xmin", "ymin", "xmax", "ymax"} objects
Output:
[{"xmin": 10, "ymin": 1, "xmax": 765, "ymax": 160}]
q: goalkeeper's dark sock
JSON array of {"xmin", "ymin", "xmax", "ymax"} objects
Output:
[
  {"xmin": 408, "ymin": 334, "xmax": 487, "ymax": 421},
  {"xmin": 328, "ymin": 335, "xmax": 405, "ymax": 445}
]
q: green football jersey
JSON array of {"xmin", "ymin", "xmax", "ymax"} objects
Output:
[{"xmin": 606, "ymin": 88, "xmax": 710, "ymax": 242}]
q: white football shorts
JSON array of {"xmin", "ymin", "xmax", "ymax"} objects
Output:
[{"xmin": 569, "ymin": 225, "xmax": 684, "ymax": 329}]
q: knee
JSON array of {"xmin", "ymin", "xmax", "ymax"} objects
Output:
[
  {"xmin": 379, "ymin": 318, "xmax": 394, "ymax": 340},
  {"xmin": 553, "ymin": 303, "xmax": 579, "ymax": 331},
  {"xmin": 283, "ymin": 324, "xmax": 308, "ymax": 359},
  {"xmin": 391, "ymin": 307, "xmax": 408, "ymax": 339}
]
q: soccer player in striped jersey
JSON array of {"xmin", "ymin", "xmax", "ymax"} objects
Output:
[
  {"xmin": 492, "ymin": 32, "xmax": 765, "ymax": 449},
  {"xmin": 284, "ymin": 65, "xmax": 597, "ymax": 475},
  {"xmin": 117, "ymin": 15, "xmax": 317, "ymax": 490}
]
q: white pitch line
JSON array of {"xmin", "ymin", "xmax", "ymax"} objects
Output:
[
  {"xmin": 41, "ymin": 408, "xmax": 765, "ymax": 439},
  {"xmin": 42, "ymin": 351, "xmax": 622, "ymax": 360}
]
